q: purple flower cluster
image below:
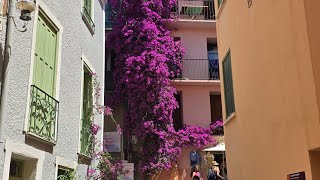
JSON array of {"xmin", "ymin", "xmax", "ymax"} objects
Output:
[
  {"xmin": 176, "ymin": 125, "xmax": 215, "ymax": 149},
  {"xmin": 87, "ymin": 151, "xmax": 128, "ymax": 179},
  {"xmin": 210, "ymin": 120, "xmax": 224, "ymax": 135},
  {"xmin": 106, "ymin": 0, "xmax": 214, "ymax": 175}
]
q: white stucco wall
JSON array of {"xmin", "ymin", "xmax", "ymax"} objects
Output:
[{"xmin": 0, "ymin": 0, "xmax": 105, "ymax": 179}]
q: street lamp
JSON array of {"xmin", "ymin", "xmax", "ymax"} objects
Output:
[{"xmin": 16, "ymin": 0, "xmax": 37, "ymax": 21}]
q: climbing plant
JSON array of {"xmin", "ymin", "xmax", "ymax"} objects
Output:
[{"xmin": 107, "ymin": 0, "xmax": 215, "ymax": 176}]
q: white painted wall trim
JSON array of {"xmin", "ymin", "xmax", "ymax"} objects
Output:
[
  {"xmin": 23, "ymin": 0, "xmax": 64, "ymax": 142},
  {"xmin": 2, "ymin": 140, "xmax": 45, "ymax": 180}
]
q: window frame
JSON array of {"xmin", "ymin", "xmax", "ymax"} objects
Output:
[
  {"xmin": 173, "ymin": 91, "xmax": 184, "ymax": 131},
  {"xmin": 216, "ymin": 0, "xmax": 226, "ymax": 19},
  {"xmin": 222, "ymin": 49, "xmax": 235, "ymax": 119},
  {"xmin": 78, "ymin": 54, "xmax": 95, "ymax": 157},
  {"xmin": 24, "ymin": 0, "xmax": 63, "ymax": 144},
  {"xmin": 55, "ymin": 157, "xmax": 77, "ymax": 180},
  {"xmin": 2, "ymin": 140, "xmax": 45, "ymax": 180},
  {"xmin": 218, "ymin": 0, "xmax": 224, "ymax": 8},
  {"xmin": 82, "ymin": 0, "xmax": 95, "ymax": 34}
]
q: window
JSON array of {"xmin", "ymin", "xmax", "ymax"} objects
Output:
[
  {"xmin": 9, "ymin": 159, "xmax": 24, "ymax": 179},
  {"xmin": 105, "ymin": 0, "xmax": 121, "ymax": 29},
  {"xmin": 207, "ymin": 42, "xmax": 219, "ymax": 80},
  {"xmin": 82, "ymin": 0, "xmax": 95, "ymax": 32},
  {"xmin": 218, "ymin": 0, "xmax": 224, "ymax": 8},
  {"xmin": 173, "ymin": 92, "xmax": 183, "ymax": 131},
  {"xmin": 57, "ymin": 166, "xmax": 75, "ymax": 180},
  {"xmin": 80, "ymin": 63, "xmax": 93, "ymax": 156},
  {"xmin": 105, "ymin": 51, "xmax": 115, "ymax": 92},
  {"xmin": 222, "ymin": 50, "xmax": 235, "ymax": 117},
  {"xmin": 28, "ymin": 10, "xmax": 59, "ymax": 142},
  {"xmin": 210, "ymin": 94, "xmax": 222, "ymax": 122}
]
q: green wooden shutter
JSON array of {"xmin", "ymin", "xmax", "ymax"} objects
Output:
[
  {"xmin": 33, "ymin": 12, "xmax": 58, "ymax": 97},
  {"xmin": 81, "ymin": 65, "xmax": 93, "ymax": 155},
  {"xmin": 82, "ymin": 66, "xmax": 93, "ymax": 122},
  {"xmin": 223, "ymin": 51, "xmax": 235, "ymax": 117}
]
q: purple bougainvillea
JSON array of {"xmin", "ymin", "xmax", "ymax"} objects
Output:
[
  {"xmin": 210, "ymin": 120, "xmax": 224, "ymax": 135},
  {"xmin": 86, "ymin": 74, "xmax": 127, "ymax": 179},
  {"xmin": 107, "ymin": 0, "xmax": 214, "ymax": 175}
]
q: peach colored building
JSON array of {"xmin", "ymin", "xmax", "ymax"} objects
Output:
[{"xmin": 216, "ymin": 0, "xmax": 320, "ymax": 179}]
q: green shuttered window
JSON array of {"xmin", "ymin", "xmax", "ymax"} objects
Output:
[
  {"xmin": 222, "ymin": 51, "xmax": 235, "ymax": 117},
  {"xmin": 82, "ymin": 0, "xmax": 95, "ymax": 30},
  {"xmin": 29, "ymin": 11, "xmax": 59, "ymax": 142},
  {"xmin": 80, "ymin": 64, "xmax": 93, "ymax": 156},
  {"xmin": 33, "ymin": 12, "xmax": 58, "ymax": 97}
]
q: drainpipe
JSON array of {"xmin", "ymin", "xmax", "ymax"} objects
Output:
[{"xmin": 0, "ymin": 0, "xmax": 14, "ymax": 142}]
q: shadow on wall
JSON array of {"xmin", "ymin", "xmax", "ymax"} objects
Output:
[{"xmin": 0, "ymin": 43, "xmax": 5, "ymax": 97}]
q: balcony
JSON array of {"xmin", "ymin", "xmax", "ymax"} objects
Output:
[
  {"xmin": 173, "ymin": 0, "xmax": 215, "ymax": 21},
  {"xmin": 173, "ymin": 58, "xmax": 219, "ymax": 80},
  {"xmin": 105, "ymin": 2, "xmax": 120, "ymax": 30},
  {"xmin": 28, "ymin": 85, "xmax": 59, "ymax": 143},
  {"xmin": 80, "ymin": 118, "xmax": 92, "ymax": 156},
  {"xmin": 82, "ymin": 6, "xmax": 95, "ymax": 33}
]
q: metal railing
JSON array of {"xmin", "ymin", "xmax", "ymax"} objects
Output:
[
  {"xmin": 105, "ymin": 6, "xmax": 119, "ymax": 29},
  {"xmin": 80, "ymin": 118, "xmax": 93, "ymax": 156},
  {"xmin": 82, "ymin": 6, "xmax": 95, "ymax": 31},
  {"xmin": 172, "ymin": 0, "xmax": 215, "ymax": 20},
  {"xmin": 28, "ymin": 85, "xmax": 59, "ymax": 142},
  {"xmin": 105, "ymin": 0, "xmax": 121, "ymax": 29},
  {"xmin": 173, "ymin": 58, "xmax": 220, "ymax": 80}
]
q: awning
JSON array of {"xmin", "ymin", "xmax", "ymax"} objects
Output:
[{"xmin": 203, "ymin": 143, "xmax": 225, "ymax": 152}]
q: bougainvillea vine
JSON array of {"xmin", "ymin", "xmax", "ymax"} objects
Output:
[
  {"xmin": 86, "ymin": 73, "xmax": 126, "ymax": 179},
  {"xmin": 210, "ymin": 120, "xmax": 224, "ymax": 135},
  {"xmin": 107, "ymin": 0, "xmax": 215, "ymax": 175}
]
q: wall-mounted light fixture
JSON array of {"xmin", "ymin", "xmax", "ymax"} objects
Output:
[{"xmin": 16, "ymin": 0, "xmax": 37, "ymax": 21}]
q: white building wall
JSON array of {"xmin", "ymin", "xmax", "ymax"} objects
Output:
[{"xmin": 0, "ymin": 0, "xmax": 105, "ymax": 179}]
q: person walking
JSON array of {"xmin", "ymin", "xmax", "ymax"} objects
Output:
[{"xmin": 207, "ymin": 161, "xmax": 224, "ymax": 180}]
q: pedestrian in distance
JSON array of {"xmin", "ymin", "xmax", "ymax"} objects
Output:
[
  {"xmin": 207, "ymin": 161, "xmax": 224, "ymax": 180},
  {"xmin": 191, "ymin": 165, "xmax": 203, "ymax": 180}
]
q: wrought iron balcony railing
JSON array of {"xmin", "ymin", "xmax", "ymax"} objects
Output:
[
  {"xmin": 82, "ymin": 6, "xmax": 95, "ymax": 31},
  {"xmin": 172, "ymin": 0, "xmax": 215, "ymax": 20},
  {"xmin": 80, "ymin": 118, "xmax": 93, "ymax": 156},
  {"xmin": 28, "ymin": 85, "xmax": 59, "ymax": 142},
  {"xmin": 173, "ymin": 58, "xmax": 220, "ymax": 80}
]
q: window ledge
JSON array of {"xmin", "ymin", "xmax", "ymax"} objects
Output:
[
  {"xmin": 24, "ymin": 131, "xmax": 56, "ymax": 146},
  {"xmin": 78, "ymin": 152, "xmax": 92, "ymax": 165},
  {"xmin": 223, "ymin": 112, "xmax": 236, "ymax": 126},
  {"xmin": 81, "ymin": 13, "xmax": 95, "ymax": 35},
  {"xmin": 216, "ymin": 0, "xmax": 226, "ymax": 19}
]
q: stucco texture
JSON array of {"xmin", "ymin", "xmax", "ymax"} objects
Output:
[
  {"xmin": 216, "ymin": 0, "xmax": 320, "ymax": 179},
  {"xmin": 0, "ymin": 0, "xmax": 105, "ymax": 179}
]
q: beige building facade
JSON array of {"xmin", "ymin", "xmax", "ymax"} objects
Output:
[{"xmin": 216, "ymin": 0, "xmax": 320, "ymax": 179}]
